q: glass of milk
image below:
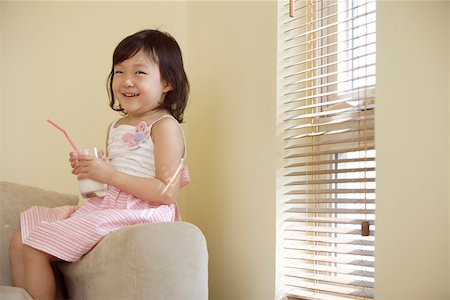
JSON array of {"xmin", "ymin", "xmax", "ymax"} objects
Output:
[{"xmin": 78, "ymin": 147, "xmax": 107, "ymax": 198}]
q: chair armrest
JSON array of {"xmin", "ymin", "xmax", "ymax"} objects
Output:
[
  {"xmin": 0, "ymin": 286, "xmax": 33, "ymax": 300},
  {"xmin": 0, "ymin": 181, "xmax": 79, "ymax": 286},
  {"xmin": 59, "ymin": 221, "xmax": 208, "ymax": 300}
]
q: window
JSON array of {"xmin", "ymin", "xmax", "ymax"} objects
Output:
[{"xmin": 277, "ymin": 0, "xmax": 376, "ymax": 299}]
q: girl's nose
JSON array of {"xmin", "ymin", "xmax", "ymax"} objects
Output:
[{"xmin": 124, "ymin": 79, "xmax": 134, "ymax": 87}]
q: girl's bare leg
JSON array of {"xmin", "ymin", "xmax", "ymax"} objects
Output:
[
  {"xmin": 23, "ymin": 245, "xmax": 58, "ymax": 300},
  {"xmin": 9, "ymin": 231, "xmax": 25, "ymax": 288}
]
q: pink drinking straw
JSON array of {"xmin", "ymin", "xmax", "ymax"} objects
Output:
[{"xmin": 47, "ymin": 119, "xmax": 80, "ymax": 154}]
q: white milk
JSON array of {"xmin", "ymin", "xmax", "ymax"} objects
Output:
[
  {"xmin": 78, "ymin": 147, "xmax": 107, "ymax": 198},
  {"xmin": 79, "ymin": 178, "xmax": 107, "ymax": 198}
]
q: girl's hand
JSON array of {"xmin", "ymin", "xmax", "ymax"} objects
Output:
[
  {"xmin": 73, "ymin": 152, "xmax": 115, "ymax": 184},
  {"xmin": 69, "ymin": 151, "xmax": 79, "ymax": 174}
]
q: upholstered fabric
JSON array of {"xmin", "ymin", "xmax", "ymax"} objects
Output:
[
  {"xmin": 0, "ymin": 286, "xmax": 33, "ymax": 300},
  {"xmin": 0, "ymin": 181, "xmax": 208, "ymax": 300},
  {"xmin": 59, "ymin": 222, "xmax": 208, "ymax": 300},
  {"xmin": 0, "ymin": 181, "xmax": 79, "ymax": 286}
]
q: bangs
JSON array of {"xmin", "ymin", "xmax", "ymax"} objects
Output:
[{"xmin": 113, "ymin": 39, "xmax": 159, "ymax": 66}]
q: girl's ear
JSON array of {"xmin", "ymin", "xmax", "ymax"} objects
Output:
[{"xmin": 163, "ymin": 81, "xmax": 173, "ymax": 93}]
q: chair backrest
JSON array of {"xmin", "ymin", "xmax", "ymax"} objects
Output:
[{"xmin": 0, "ymin": 181, "xmax": 79, "ymax": 285}]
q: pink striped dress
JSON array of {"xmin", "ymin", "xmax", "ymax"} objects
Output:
[{"xmin": 20, "ymin": 116, "xmax": 189, "ymax": 262}]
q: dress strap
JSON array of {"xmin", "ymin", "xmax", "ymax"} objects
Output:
[
  {"xmin": 109, "ymin": 119, "xmax": 120, "ymax": 135},
  {"xmin": 148, "ymin": 115, "xmax": 175, "ymax": 129},
  {"xmin": 110, "ymin": 119, "xmax": 120, "ymax": 127}
]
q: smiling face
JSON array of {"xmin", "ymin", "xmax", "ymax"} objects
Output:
[{"xmin": 112, "ymin": 50, "xmax": 172, "ymax": 118}]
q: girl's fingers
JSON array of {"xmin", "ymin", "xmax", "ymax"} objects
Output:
[{"xmin": 78, "ymin": 155, "xmax": 95, "ymax": 161}]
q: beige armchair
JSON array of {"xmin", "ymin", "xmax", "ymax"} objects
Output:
[{"xmin": 0, "ymin": 181, "xmax": 208, "ymax": 300}]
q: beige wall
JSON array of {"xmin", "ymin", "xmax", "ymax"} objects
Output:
[
  {"xmin": 186, "ymin": 2, "xmax": 276, "ymax": 299},
  {"xmin": 0, "ymin": 1, "xmax": 276, "ymax": 299},
  {"xmin": 376, "ymin": 1, "xmax": 450, "ymax": 299},
  {"xmin": 0, "ymin": 2, "xmax": 5, "ymax": 180}
]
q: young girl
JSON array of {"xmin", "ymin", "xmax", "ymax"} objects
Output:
[{"xmin": 8, "ymin": 29, "xmax": 190, "ymax": 300}]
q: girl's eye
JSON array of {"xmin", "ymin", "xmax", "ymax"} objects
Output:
[
  {"xmin": 114, "ymin": 70, "xmax": 123, "ymax": 74},
  {"xmin": 136, "ymin": 71, "xmax": 147, "ymax": 75}
]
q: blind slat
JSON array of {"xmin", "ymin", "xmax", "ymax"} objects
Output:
[
  {"xmin": 285, "ymin": 146, "xmax": 375, "ymax": 159},
  {"xmin": 285, "ymin": 198, "xmax": 375, "ymax": 204},
  {"xmin": 285, "ymin": 157, "xmax": 375, "ymax": 168},
  {"xmin": 285, "ymin": 190, "xmax": 375, "ymax": 196},
  {"xmin": 285, "ymin": 270, "xmax": 374, "ymax": 289},
  {"xmin": 285, "ymin": 235, "xmax": 375, "ymax": 247},
  {"xmin": 285, "ymin": 166, "xmax": 376, "ymax": 177},
  {"xmin": 285, "ymin": 114, "xmax": 374, "ymax": 132},
  {"xmin": 285, "ymin": 104, "xmax": 374, "ymax": 121},
  {"xmin": 285, "ymin": 260, "xmax": 375, "ymax": 277},
  {"xmin": 285, "ymin": 207, "xmax": 375, "ymax": 215},
  {"xmin": 286, "ymin": 178, "xmax": 375, "ymax": 186},
  {"xmin": 285, "ymin": 217, "xmax": 375, "ymax": 225},
  {"xmin": 284, "ymin": 242, "xmax": 374, "ymax": 257},
  {"xmin": 286, "ymin": 224, "xmax": 375, "ymax": 235},
  {"xmin": 285, "ymin": 126, "xmax": 375, "ymax": 143},
  {"xmin": 285, "ymin": 136, "xmax": 375, "ymax": 151},
  {"xmin": 286, "ymin": 291, "xmax": 365, "ymax": 300},
  {"xmin": 284, "ymin": 280, "xmax": 374, "ymax": 298},
  {"xmin": 284, "ymin": 251, "xmax": 375, "ymax": 268}
]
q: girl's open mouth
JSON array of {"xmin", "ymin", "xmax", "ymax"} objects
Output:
[{"xmin": 122, "ymin": 92, "xmax": 139, "ymax": 98}]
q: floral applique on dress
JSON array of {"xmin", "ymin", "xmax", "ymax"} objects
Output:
[{"xmin": 122, "ymin": 121, "xmax": 150, "ymax": 150}]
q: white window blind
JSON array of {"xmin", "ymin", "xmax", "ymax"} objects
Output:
[{"xmin": 277, "ymin": 1, "xmax": 376, "ymax": 299}]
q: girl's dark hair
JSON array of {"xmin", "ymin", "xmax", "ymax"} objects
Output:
[{"xmin": 107, "ymin": 29, "xmax": 189, "ymax": 123}]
